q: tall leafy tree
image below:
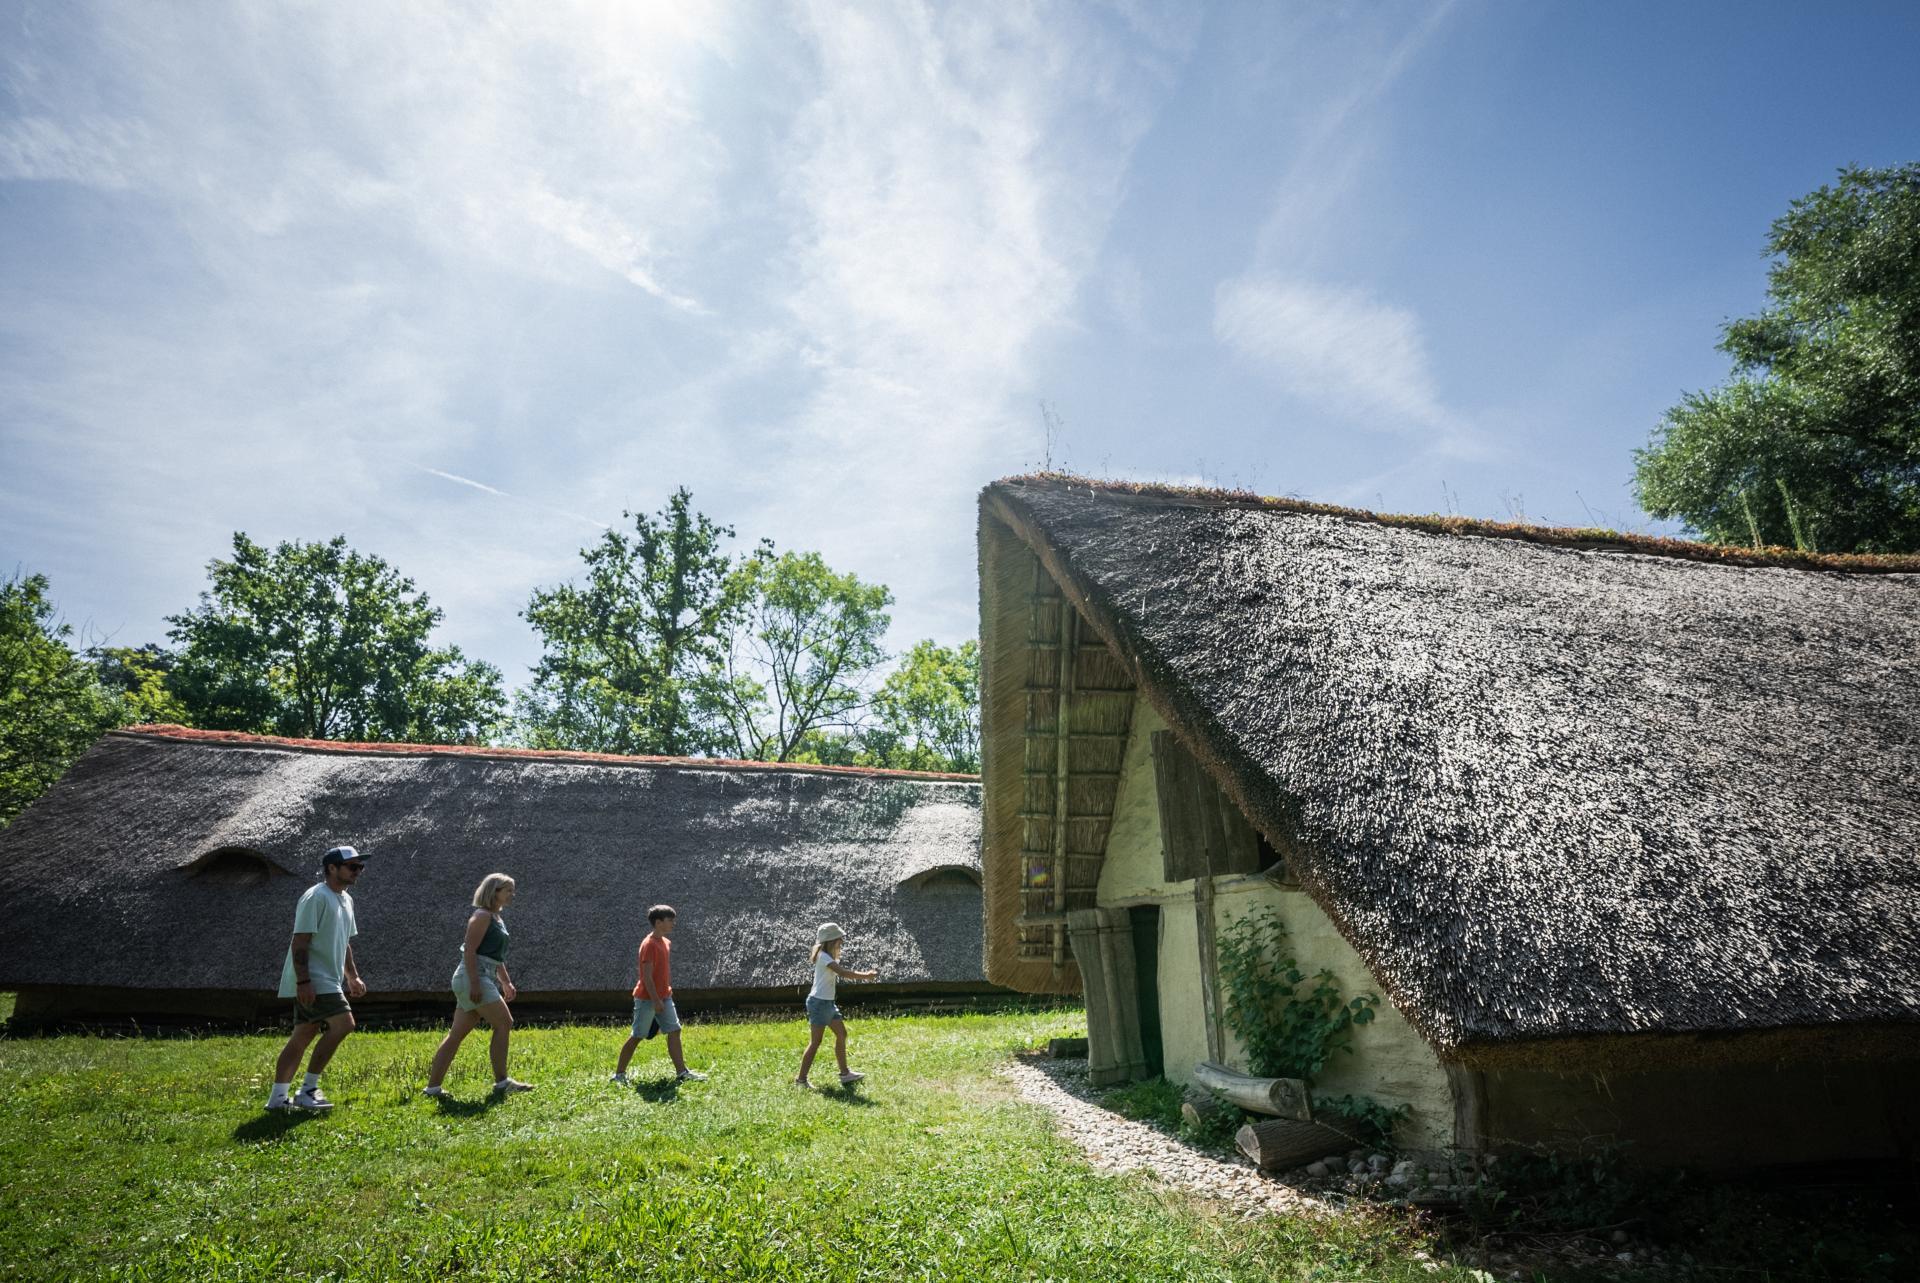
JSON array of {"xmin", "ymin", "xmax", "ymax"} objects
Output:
[
  {"xmin": 89, "ymin": 644, "xmax": 189, "ymax": 725},
  {"xmin": 707, "ymin": 550, "xmax": 893, "ymax": 762},
  {"xmin": 1634, "ymin": 163, "xmax": 1920, "ymax": 552},
  {"xmin": 0, "ymin": 574, "xmax": 125, "ymax": 826},
  {"xmin": 520, "ymin": 488, "xmax": 746, "ymax": 755},
  {"xmin": 861, "ymin": 639, "xmax": 981, "ymax": 773},
  {"xmin": 168, "ymin": 534, "xmax": 505, "ymax": 742}
]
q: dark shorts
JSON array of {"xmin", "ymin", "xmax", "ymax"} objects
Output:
[{"xmin": 294, "ymin": 991, "xmax": 352, "ymax": 1030}]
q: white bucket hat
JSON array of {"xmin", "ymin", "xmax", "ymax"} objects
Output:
[{"xmin": 816, "ymin": 922, "xmax": 845, "ymax": 944}]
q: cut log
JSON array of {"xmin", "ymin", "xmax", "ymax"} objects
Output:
[
  {"xmin": 1192, "ymin": 1061, "xmax": 1311, "ymax": 1120},
  {"xmin": 1235, "ymin": 1119, "xmax": 1351, "ymax": 1172},
  {"xmin": 1046, "ymin": 1037, "xmax": 1089, "ymax": 1059},
  {"xmin": 1180, "ymin": 1087, "xmax": 1227, "ymax": 1131}
]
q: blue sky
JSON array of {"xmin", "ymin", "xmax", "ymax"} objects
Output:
[{"xmin": 4, "ymin": 2, "xmax": 1917, "ymax": 687}]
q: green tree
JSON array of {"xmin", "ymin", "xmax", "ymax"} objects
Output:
[
  {"xmin": 861, "ymin": 639, "xmax": 980, "ymax": 773},
  {"xmin": 89, "ymin": 644, "xmax": 189, "ymax": 725},
  {"xmin": 0, "ymin": 574, "xmax": 125, "ymax": 826},
  {"xmin": 519, "ymin": 488, "xmax": 747, "ymax": 755},
  {"xmin": 1634, "ymin": 163, "xmax": 1920, "ymax": 552},
  {"xmin": 167, "ymin": 534, "xmax": 505, "ymax": 743},
  {"xmin": 707, "ymin": 550, "xmax": 893, "ymax": 762}
]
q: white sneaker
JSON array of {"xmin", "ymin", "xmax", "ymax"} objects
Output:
[
  {"xmin": 608, "ymin": 1072, "xmax": 629, "ymax": 1084},
  {"xmin": 264, "ymin": 1097, "xmax": 295, "ymax": 1112},
  {"xmin": 493, "ymin": 1078, "xmax": 534, "ymax": 1094},
  {"xmin": 292, "ymin": 1087, "xmax": 334, "ymax": 1111},
  {"xmin": 421, "ymin": 1086, "xmax": 447, "ymax": 1098},
  {"xmin": 838, "ymin": 1070, "xmax": 865, "ymax": 1085},
  {"xmin": 676, "ymin": 1069, "xmax": 707, "ymax": 1082}
]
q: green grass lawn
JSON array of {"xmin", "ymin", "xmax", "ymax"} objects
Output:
[{"xmin": 0, "ymin": 1008, "xmax": 1465, "ymax": 1282}]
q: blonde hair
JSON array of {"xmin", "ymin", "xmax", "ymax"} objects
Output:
[
  {"xmin": 809, "ymin": 938, "xmax": 843, "ymax": 965},
  {"xmin": 472, "ymin": 872, "xmax": 516, "ymax": 910}
]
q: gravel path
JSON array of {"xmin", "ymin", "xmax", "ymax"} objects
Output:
[{"xmin": 1000, "ymin": 1055, "xmax": 1327, "ymax": 1220}]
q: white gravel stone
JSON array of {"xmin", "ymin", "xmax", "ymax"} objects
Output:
[{"xmin": 999, "ymin": 1057, "xmax": 1327, "ymax": 1220}]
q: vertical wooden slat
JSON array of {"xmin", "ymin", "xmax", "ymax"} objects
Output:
[{"xmin": 1050, "ymin": 605, "xmax": 1077, "ymax": 972}]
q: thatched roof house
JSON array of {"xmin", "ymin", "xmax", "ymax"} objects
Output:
[
  {"xmin": 0, "ymin": 727, "xmax": 992, "ymax": 1025},
  {"xmin": 980, "ymin": 475, "xmax": 1920, "ymax": 1166}
]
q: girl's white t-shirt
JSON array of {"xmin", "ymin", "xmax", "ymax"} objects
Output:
[{"xmin": 810, "ymin": 951, "xmax": 839, "ymax": 1000}]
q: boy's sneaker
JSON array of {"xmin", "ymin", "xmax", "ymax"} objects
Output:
[
  {"xmin": 421, "ymin": 1086, "xmax": 447, "ymax": 1099},
  {"xmin": 264, "ymin": 1097, "xmax": 295, "ymax": 1112},
  {"xmin": 608, "ymin": 1072, "xmax": 629, "ymax": 1085},
  {"xmin": 838, "ymin": 1071, "xmax": 865, "ymax": 1085},
  {"xmin": 292, "ymin": 1087, "xmax": 334, "ymax": 1111},
  {"xmin": 675, "ymin": 1069, "xmax": 707, "ymax": 1082},
  {"xmin": 493, "ymin": 1079, "xmax": 534, "ymax": 1094},
  {"xmin": 792, "ymin": 1078, "xmax": 811, "ymax": 1089}
]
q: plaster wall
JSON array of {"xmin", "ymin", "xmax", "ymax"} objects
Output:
[{"xmin": 1097, "ymin": 700, "xmax": 1455, "ymax": 1150}]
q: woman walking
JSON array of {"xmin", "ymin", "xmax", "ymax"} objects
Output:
[
  {"xmin": 794, "ymin": 922, "xmax": 878, "ymax": 1089},
  {"xmin": 424, "ymin": 873, "xmax": 532, "ymax": 1097}
]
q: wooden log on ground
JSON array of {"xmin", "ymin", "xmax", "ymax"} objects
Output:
[
  {"xmin": 1180, "ymin": 1087, "xmax": 1226, "ymax": 1131},
  {"xmin": 1192, "ymin": 1060, "xmax": 1311, "ymax": 1120},
  {"xmin": 1046, "ymin": 1037, "xmax": 1089, "ymax": 1059},
  {"xmin": 1235, "ymin": 1119, "xmax": 1351, "ymax": 1172}
]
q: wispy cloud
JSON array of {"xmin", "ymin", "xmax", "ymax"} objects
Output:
[{"xmin": 417, "ymin": 467, "xmax": 610, "ymax": 530}]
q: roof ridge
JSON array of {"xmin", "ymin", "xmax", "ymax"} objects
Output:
[
  {"xmin": 110, "ymin": 726, "xmax": 981, "ymax": 783},
  {"xmin": 990, "ymin": 473, "xmax": 1920, "ymax": 575}
]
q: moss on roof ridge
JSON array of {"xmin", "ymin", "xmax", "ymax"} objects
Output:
[
  {"xmin": 113, "ymin": 725, "xmax": 980, "ymax": 783},
  {"xmin": 993, "ymin": 473, "xmax": 1920, "ymax": 575}
]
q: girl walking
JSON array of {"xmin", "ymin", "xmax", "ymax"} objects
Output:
[
  {"xmin": 424, "ymin": 873, "xmax": 533, "ymax": 1097},
  {"xmin": 795, "ymin": 922, "xmax": 878, "ymax": 1088}
]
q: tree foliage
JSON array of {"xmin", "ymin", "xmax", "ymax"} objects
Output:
[
  {"xmin": 519, "ymin": 488, "xmax": 747, "ymax": 756},
  {"xmin": 0, "ymin": 574, "xmax": 125, "ymax": 826},
  {"xmin": 707, "ymin": 550, "xmax": 893, "ymax": 762},
  {"xmin": 89, "ymin": 644, "xmax": 188, "ymax": 726},
  {"xmin": 1635, "ymin": 163, "xmax": 1920, "ymax": 552},
  {"xmin": 860, "ymin": 639, "xmax": 980, "ymax": 773},
  {"xmin": 167, "ymin": 534, "xmax": 505, "ymax": 743}
]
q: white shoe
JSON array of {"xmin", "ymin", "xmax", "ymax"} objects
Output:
[
  {"xmin": 608, "ymin": 1072, "xmax": 628, "ymax": 1084},
  {"xmin": 292, "ymin": 1088, "xmax": 334, "ymax": 1111},
  {"xmin": 493, "ymin": 1078, "xmax": 534, "ymax": 1094},
  {"xmin": 838, "ymin": 1071, "xmax": 865, "ymax": 1085},
  {"xmin": 421, "ymin": 1086, "xmax": 447, "ymax": 1098},
  {"xmin": 264, "ymin": 1097, "xmax": 295, "ymax": 1112},
  {"xmin": 676, "ymin": 1069, "xmax": 707, "ymax": 1082}
]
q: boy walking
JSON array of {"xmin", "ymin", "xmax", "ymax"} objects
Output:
[
  {"xmin": 265, "ymin": 845, "xmax": 369, "ymax": 1111},
  {"xmin": 612, "ymin": 904, "xmax": 705, "ymax": 1083}
]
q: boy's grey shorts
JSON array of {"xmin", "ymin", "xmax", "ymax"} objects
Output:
[
  {"xmin": 806, "ymin": 997, "xmax": 843, "ymax": 1027},
  {"xmin": 633, "ymin": 997, "xmax": 681, "ymax": 1037}
]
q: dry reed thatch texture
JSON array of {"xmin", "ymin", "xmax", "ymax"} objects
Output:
[
  {"xmin": 0, "ymin": 728, "xmax": 988, "ymax": 1004},
  {"xmin": 979, "ymin": 476, "xmax": 1920, "ymax": 1066}
]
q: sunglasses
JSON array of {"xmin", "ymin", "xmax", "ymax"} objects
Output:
[{"xmin": 343, "ymin": 863, "xmax": 366, "ymax": 873}]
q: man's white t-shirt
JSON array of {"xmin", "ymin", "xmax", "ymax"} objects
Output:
[
  {"xmin": 277, "ymin": 884, "xmax": 358, "ymax": 998},
  {"xmin": 810, "ymin": 951, "xmax": 839, "ymax": 1001}
]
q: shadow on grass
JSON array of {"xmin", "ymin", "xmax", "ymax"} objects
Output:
[
  {"xmin": 633, "ymin": 1077, "xmax": 683, "ymax": 1104},
  {"xmin": 231, "ymin": 1109, "xmax": 325, "ymax": 1144},
  {"xmin": 820, "ymin": 1084, "xmax": 878, "ymax": 1108},
  {"xmin": 426, "ymin": 1092, "xmax": 511, "ymax": 1118}
]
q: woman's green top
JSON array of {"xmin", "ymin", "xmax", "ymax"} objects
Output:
[{"xmin": 476, "ymin": 911, "xmax": 510, "ymax": 963}]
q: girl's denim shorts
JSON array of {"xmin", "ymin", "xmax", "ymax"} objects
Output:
[{"xmin": 806, "ymin": 996, "xmax": 842, "ymax": 1027}]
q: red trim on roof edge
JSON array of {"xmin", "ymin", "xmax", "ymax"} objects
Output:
[
  {"xmin": 111, "ymin": 725, "xmax": 980, "ymax": 783},
  {"xmin": 991, "ymin": 473, "xmax": 1920, "ymax": 575}
]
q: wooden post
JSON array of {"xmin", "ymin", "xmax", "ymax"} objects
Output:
[
  {"xmin": 1051, "ymin": 605, "xmax": 1077, "ymax": 973},
  {"xmin": 1067, "ymin": 907, "xmax": 1147, "ymax": 1087}
]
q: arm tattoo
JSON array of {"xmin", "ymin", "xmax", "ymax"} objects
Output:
[{"xmin": 292, "ymin": 943, "xmax": 310, "ymax": 984}]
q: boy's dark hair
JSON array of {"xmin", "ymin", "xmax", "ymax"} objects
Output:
[{"xmin": 647, "ymin": 904, "xmax": 677, "ymax": 924}]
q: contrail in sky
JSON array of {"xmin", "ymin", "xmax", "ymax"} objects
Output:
[{"xmin": 417, "ymin": 467, "xmax": 611, "ymax": 531}]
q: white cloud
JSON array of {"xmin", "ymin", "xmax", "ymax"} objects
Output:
[{"xmin": 1214, "ymin": 276, "xmax": 1451, "ymax": 430}]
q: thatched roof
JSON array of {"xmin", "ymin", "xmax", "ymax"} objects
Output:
[
  {"xmin": 0, "ymin": 727, "xmax": 987, "ymax": 1001},
  {"xmin": 980, "ymin": 475, "xmax": 1920, "ymax": 1064}
]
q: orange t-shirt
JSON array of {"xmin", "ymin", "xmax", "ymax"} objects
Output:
[{"xmin": 633, "ymin": 933, "xmax": 672, "ymax": 1000}]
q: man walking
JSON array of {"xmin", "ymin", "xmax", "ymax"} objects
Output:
[{"xmin": 265, "ymin": 845, "xmax": 369, "ymax": 1112}]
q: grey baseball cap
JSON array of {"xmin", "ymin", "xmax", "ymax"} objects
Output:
[{"xmin": 322, "ymin": 845, "xmax": 366, "ymax": 866}]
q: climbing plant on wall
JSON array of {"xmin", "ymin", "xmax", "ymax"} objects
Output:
[{"xmin": 1214, "ymin": 906, "xmax": 1378, "ymax": 1081}]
